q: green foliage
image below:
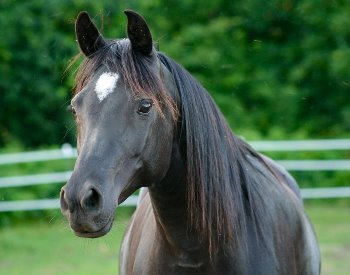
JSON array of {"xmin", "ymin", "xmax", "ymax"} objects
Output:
[
  {"xmin": 146, "ymin": 0, "xmax": 350, "ymax": 138},
  {"xmin": 0, "ymin": 0, "xmax": 349, "ymax": 148},
  {"xmin": 0, "ymin": 0, "xmax": 123, "ymax": 147},
  {"xmin": 0, "ymin": 1, "xmax": 73, "ymax": 147}
]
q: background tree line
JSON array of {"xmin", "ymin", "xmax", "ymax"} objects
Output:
[{"xmin": 0, "ymin": 0, "xmax": 349, "ymax": 149}]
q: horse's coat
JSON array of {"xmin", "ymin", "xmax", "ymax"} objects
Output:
[{"xmin": 60, "ymin": 10, "xmax": 321, "ymax": 275}]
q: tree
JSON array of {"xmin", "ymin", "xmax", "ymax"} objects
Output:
[{"xmin": 0, "ymin": 0, "xmax": 348, "ymax": 148}]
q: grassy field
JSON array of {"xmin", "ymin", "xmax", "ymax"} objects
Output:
[{"xmin": 0, "ymin": 203, "xmax": 349, "ymax": 275}]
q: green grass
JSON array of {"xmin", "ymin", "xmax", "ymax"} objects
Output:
[
  {"xmin": 0, "ymin": 208, "xmax": 134, "ymax": 275},
  {"xmin": 305, "ymin": 202, "xmax": 350, "ymax": 275},
  {"xmin": 0, "ymin": 204, "xmax": 349, "ymax": 275}
]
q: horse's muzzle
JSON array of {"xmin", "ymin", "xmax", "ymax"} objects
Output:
[
  {"xmin": 60, "ymin": 185, "xmax": 103, "ymax": 213},
  {"xmin": 60, "ymin": 184, "xmax": 114, "ymax": 238}
]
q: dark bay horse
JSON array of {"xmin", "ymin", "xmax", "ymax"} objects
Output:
[{"xmin": 60, "ymin": 10, "xmax": 321, "ymax": 274}]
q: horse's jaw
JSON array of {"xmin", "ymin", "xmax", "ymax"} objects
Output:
[{"xmin": 118, "ymin": 180, "xmax": 141, "ymax": 205}]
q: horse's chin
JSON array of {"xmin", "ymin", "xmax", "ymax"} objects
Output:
[{"xmin": 72, "ymin": 219, "xmax": 113, "ymax": 238}]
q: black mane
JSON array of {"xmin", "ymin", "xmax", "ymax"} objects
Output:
[{"xmin": 158, "ymin": 53, "xmax": 292, "ymax": 256}]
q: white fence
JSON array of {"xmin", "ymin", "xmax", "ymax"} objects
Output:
[{"xmin": 0, "ymin": 139, "xmax": 349, "ymax": 212}]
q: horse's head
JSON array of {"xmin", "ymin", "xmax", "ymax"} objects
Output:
[{"xmin": 60, "ymin": 10, "xmax": 177, "ymax": 238}]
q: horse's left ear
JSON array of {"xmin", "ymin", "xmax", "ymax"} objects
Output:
[
  {"xmin": 124, "ymin": 10, "xmax": 153, "ymax": 56},
  {"xmin": 75, "ymin": 11, "xmax": 106, "ymax": 57}
]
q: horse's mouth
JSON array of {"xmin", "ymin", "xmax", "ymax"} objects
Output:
[{"xmin": 72, "ymin": 219, "xmax": 113, "ymax": 238}]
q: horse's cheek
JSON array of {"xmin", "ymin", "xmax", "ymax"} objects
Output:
[{"xmin": 144, "ymin": 121, "xmax": 173, "ymax": 181}]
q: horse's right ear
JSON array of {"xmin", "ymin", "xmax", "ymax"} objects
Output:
[
  {"xmin": 75, "ymin": 11, "xmax": 106, "ymax": 57},
  {"xmin": 124, "ymin": 10, "xmax": 153, "ymax": 56}
]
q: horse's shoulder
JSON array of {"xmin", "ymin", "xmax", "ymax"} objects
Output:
[{"xmin": 260, "ymin": 154, "xmax": 303, "ymax": 201}]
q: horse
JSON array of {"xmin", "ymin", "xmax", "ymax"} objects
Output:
[{"xmin": 60, "ymin": 10, "xmax": 321, "ymax": 275}]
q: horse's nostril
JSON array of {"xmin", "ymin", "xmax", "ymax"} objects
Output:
[
  {"xmin": 60, "ymin": 189, "xmax": 69, "ymax": 212},
  {"xmin": 81, "ymin": 188, "xmax": 102, "ymax": 211}
]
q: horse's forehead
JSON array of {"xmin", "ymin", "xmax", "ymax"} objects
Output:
[
  {"xmin": 72, "ymin": 69, "xmax": 124, "ymax": 106},
  {"xmin": 94, "ymin": 72, "xmax": 120, "ymax": 102}
]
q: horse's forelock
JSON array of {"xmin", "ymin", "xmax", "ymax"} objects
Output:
[{"xmin": 72, "ymin": 39, "xmax": 178, "ymax": 120}]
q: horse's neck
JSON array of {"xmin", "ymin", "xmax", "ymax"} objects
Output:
[{"xmin": 148, "ymin": 142, "xmax": 205, "ymax": 258}]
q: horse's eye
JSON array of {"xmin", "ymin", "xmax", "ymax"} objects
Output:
[{"xmin": 137, "ymin": 99, "xmax": 153, "ymax": 115}]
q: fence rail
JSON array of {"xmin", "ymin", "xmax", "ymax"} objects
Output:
[
  {"xmin": 0, "ymin": 172, "xmax": 72, "ymax": 188},
  {"xmin": 249, "ymin": 139, "xmax": 350, "ymax": 151},
  {"xmin": 0, "ymin": 144, "xmax": 77, "ymax": 165},
  {"xmin": 0, "ymin": 139, "xmax": 349, "ymax": 212},
  {"xmin": 1, "ymin": 139, "xmax": 350, "ymax": 165},
  {"xmin": 0, "ymin": 196, "xmax": 139, "ymax": 212}
]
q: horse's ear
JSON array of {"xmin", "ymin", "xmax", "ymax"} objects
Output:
[
  {"xmin": 124, "ymin": 10, "xmax": 153, "ymax": 56},
  {"xmin": 75, "ymin": 11, "xmax": 106, "ymax": 57}
]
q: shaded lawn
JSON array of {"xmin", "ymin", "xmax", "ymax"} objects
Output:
[{"xmin": 0, "ymin": 204, "xmax": 349, "ymax": 274}]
